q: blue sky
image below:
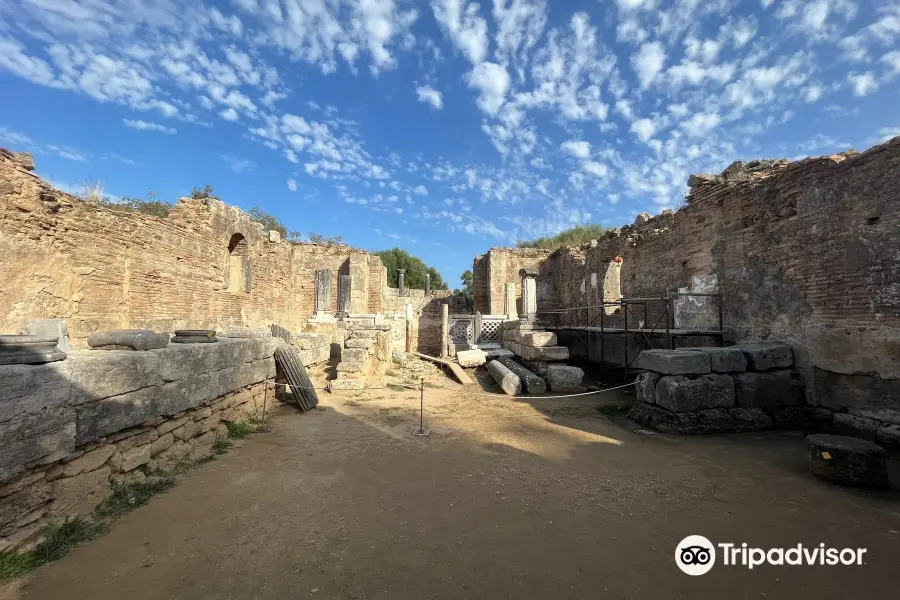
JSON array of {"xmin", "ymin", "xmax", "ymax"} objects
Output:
[{"xmin": 1, "ymin": 0, "xmax": 898, "ymax": 286}]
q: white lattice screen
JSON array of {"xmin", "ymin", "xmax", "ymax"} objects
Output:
[{"xmin": 480, "ymin": 319, "xmax": 502, "ymax": 343}]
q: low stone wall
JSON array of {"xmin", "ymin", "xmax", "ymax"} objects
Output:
[
  {"xmin": 331, "ymin": 323, "xmax": 392, "ymax": 391},
  {"xmin": 501, "ymin": 320, "xmax": 569, "ymax": 374},
  {"xmin": 293, "ymin": 333, "xmax": 331, "ymax": 365},
  {"xmin": 627, "ymin": 345, "xmax": 806, "ymax": 433},
  {"xmin": 0, "ymin": 337, "xmax": 281, "ymax": 551}
]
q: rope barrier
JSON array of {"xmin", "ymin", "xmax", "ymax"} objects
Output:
[{"xmin": 268, "ymin": 379, "xmax": 636, "ymax": 398}]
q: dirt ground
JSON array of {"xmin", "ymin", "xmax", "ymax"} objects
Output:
[{"xmin": 3, "ymin": 364, "xmax": 900, "ymax": 600}]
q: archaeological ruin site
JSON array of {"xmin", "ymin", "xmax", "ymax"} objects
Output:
[{"xmin": 0, "ymin": 137, "xmax": 898, "ymax": 597}]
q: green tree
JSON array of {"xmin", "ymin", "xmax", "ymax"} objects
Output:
[
  {"xmin": 452, "ymin": 269, "xmax": 474, "ymax": 311},
  {"xmin": 248, "ymin": 206, "xmax": 288, "ymax": 238},
  {"xmin": 375, "ymin": 248, "xmax": 447, "ymax": 290},
  {"xmin": 516, "ymin": 223, "xmax": 607, "ymax": 250},
  {"xmin": 190, "ymin": 184, "xmax": 219, "ymax": 200}
]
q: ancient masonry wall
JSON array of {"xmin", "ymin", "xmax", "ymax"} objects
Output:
[
  {"xmin": 380, "ymin": 285, "xmax": 452, "ymax": 355},
  {"xmin": 475, "ymin": 248, "xmax": 553, "ymax": 315},
  {"xmin": 474, "ymin": 137, "xmax": 900, "ymax": 414},
  {"xmin": 0, "ymin": 151, "xmax": 386, "ymax": 343},
  {"xmin": 0, "ymin": 337, "xmax": 281, "ymax": 551}
]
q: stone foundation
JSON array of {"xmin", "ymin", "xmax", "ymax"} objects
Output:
[
  {"xmin": 627, "ymin": 344, "xmax": 805, "ymax": 434},
  {"xmin": 0, "ymin": 337, "xmax": 281, "ymax": 551},
  {"xmin": 331, "ymin": 322, "xmax": 392, "ymax": 391}
]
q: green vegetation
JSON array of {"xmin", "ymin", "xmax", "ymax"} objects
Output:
[
  {"xmin": 387, "ymin": 383, "xmax": 407, "ymax": 392},
  {"xmin": 247, "ymin": 206, "xmax": 344, "ymax": 245},
  {"xmin": 95, "ymin": 475, "xmax": 177, "ymax": 520},
  {"xmin": 190, "ymin": 183, "xmax": 219, "ymax": 200},
  {"xmin": 516, "ymin": 224, "xmax": 607, "ymax": 250},
  {"xmin": 81, "ymin": 181, "xmax": 172, "ymax": 217},
  {"xmin": 212, "ymin": 435, "xmax": 233, "ymax": 455},
  {"xmin": 225, "ymin": 420, "xmax": 255, "ymax": 438},
  {"xmin": 452, "ymin": 269, "xmax": 475, "ymax": 311},
  {"xmin": 375, "ymin": 248, "xmax": 447, "ymax": 290},
  {"xmin": 0, "ymin": 518, "xmax": 104, "ymax": 583}
]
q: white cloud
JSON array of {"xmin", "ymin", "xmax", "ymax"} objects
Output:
[
  {"xmin": 222, "ymin": 153, "xmax": 255, "ymax": 173},
  {"xmin": 492, "ymin": 0, "xmax": 548, "ymax": 74},
  {"xmin": 431, "ymin": 0, "xmax": 488, "ymax": 65},
  {"xmin": 582, "ymin": 161, "xmax": 608, "ymax": 178},
  {"xmin": 632, "ymin": 41, "xmax": 666, "ymax": 89},
  {"xmin": 287, "ymin": 178, "xmax": 298, "ymax": 191},
  {"xmin": 123, "ymin": 119, "xmax": 176, "ymax": 134},
  {"xmin": 413, "ymin": 184, "xmax": 429, "ymax": 195},
  {"xmin": 881, "ymin": 51, "xmax": 900, "ymax": 74},
  {"xmin": 416, "ymin": 85, "xmax": 443, "ymax": 109},
  {"xmin": 468, "ymin": 62, "xmax": 510, "ymax": 115},
  {"xmin": 219, "ymin": 107, "xmax": 239, "ymax": 121},
  {"xmin": 805, "ymin": 84, "xmax": 823, "ymax": 102},
  {"xmin": 630, "ymin": 118, "xmax": 657, "ymax": 142},
  {"xmin": 561, "ymin": 140, "xmax": 591, "ymax": 159},
  {"xmin": 681, "ymin": 112, "xmax": 720, "ymax": 137},
  {"xmin": 849, "ymin": 72, "xmax": 877, "ymax": 96}
]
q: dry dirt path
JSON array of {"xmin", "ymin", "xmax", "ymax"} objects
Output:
[{"xmin": 3, "ymin": 382, "xmax": 900, "ymax": 600}]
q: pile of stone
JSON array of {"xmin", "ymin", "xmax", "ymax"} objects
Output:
[
  {"xmin": 501, "ymin": 322, "xmax": 569, "ymax": 374},
  {"xmin": 292, "ymin": 332, "xmax": 330, "ymax": 366},
  {"xmin": 331, "ymin": 324, "xmax": 391, "ymax": 392},
  {"xmin": 627, "ymin": 343, "xmax": 805, "ymax": 434},
  {"xmin": 486, "ymin": 356, "xmax": 584, "ymax": 396}
]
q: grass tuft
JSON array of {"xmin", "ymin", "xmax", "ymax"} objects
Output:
[
  {"xmin": 225, "ymin": 420, "xmax": 255, "ymax": 438},
  {"xmin": 387, "ymin": 383, "xmax": 406, "ymax": 392},
  {"xmin": 212, "ymin": 435, "xmax": 233, "ymax": 455},
  {"xmin": 95, "ymin": 476, "xmax": 177, "ymax": 520},
  {"xmin": 0, "ymin": 518, "xmax": 104, "ymax": 584}
]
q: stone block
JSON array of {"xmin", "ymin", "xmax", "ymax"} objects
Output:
[
  {"xmin": 807, "ymin": 434, "xmax": 888, "ymax": 489},
  {"xmin": 483, "ymin": 347, "xmax": 514, "ymax": 359},
  {"xmin": 199, "ymin": 414, "xmax": 220, "ymax": 433},
  {"xmin": 341, "ymin": 347, "xmax": 368, "ymax": 363},
  {"xmin": 656, "ymin": 374, "xmax": 734, "ymax": 412},
  {"xmin": 497, "ymin": 357, "xmax": 546, "ymax": 394},
  {"xmin": 150, "ymin": 433, "xmax": 175, "ymax": 456},
  {"xmin": 635, "ymin": 372, "xmax": 662, "ymax": 404},
  {"xmin": 374, "ymin": 331, "xmax": 392, "ymax": 362},
  {"xmin": 848, "ymin": 406, "xmax": 900, "ymax": 426},
  {"xmin": 735, "ymin": 342, "xmax": 793, "ymax": 371},
  {"xmin": 0, "ymin": 407, "xmax": 75, "ymax": 485},
  {"xmin": 696, "ymin": 408, "xmax": 737, "ymax": 433},
  {"xmin": 61, "ymin": 445, "xmax": 114, "ymax": 477},
  {"xmin": 298, "ymin": 345, "xmax": 330, "ymax": 366},
  {"xmin": 345, "ymin": 338, "xmax": 374, "ymax": 349},
  {"xmin": 633, "ymin": 350, "xmax": 711, "ymax": 375},
  {"xmin": 0, "ymin": 361, "xmax": 72, "ymax": 423},
  {"xmin": 522, "ymin": 332, "xmax": 557, "ymax": 347},
  {"xmin": 487, "ymin": 360, "xmax": 521, "ymax": 396},
  {"xmin": 833, "ymin": 413, "xmax": 880, "ymax": 441},
  {"xmin": 546, "ymin": 365, "xmax": 584, "ymax": 392},
  {"xmin": 208, "ymin": 339, "xmax": 255, "ymax": 371},
  {"xmin": 337, "ymin": 361, "xmax": 364, "ymax": 373},
  {"xmin": 457, "ymin": 349, "xmax": 486, "ymax": 368},
  {"xmin": 294, "ymin": 333, "xmax": 329, "ymax": 350},
  {"xmin": 734, "ymin": 371, "xmax": 804, "ymax": 410},
  {"xmin": 331, "ymin": 377, "xmax": 366, "ymax": 391},
  {"xmin": 349, "ymin": 329, "xmax": 377, "ymax": 340},
  {"xmin": 173, "ymin": 420, "xmax": 199, "ymax": 441},
  {"xmin": 535, "ymin": 346, "xmax": 569, "ymax": 361},
  {"xmin": 156, "ymin": 416, "xmax": 189, "ymax": 435},
  {"xmin": 67, "ymin": 350, "xmax": 162, "ymax": 405},
  {"xmin": 875, "ymin": 424, "xmax": 900, "ymax": 455},
  {"xmin": 110, "ymin": 443, "xmax": 152, "ymax": 472},
  {"xmin": 771, "ymin": 406, "xmax": 813, "ymax": 429},
  {"xmin": 729, "ymin": 408, "xmax": 774, "ymax": 431},
  {"xmin": 0, "ymin": 480, "xmax": 50, "ymax": 529},
  {"xmin": 49, "ymin": 467, "xmax": 111, "ymax": 519},
  {"xmin": 154, "ymin": 343, "xmax": 216, "ymax": 381},
  {"xmin": 683, "ymin": 347, "xmax": 747, "ymax": 373}
]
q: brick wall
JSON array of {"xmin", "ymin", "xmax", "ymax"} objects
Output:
[
  {"xmin": 472, "ymin": 138, "xmax": 900, "ymax": 411},
  {"xmin": 0, "ymin": 151, "xmax": 385, "ymax": 343},
  {"xmin": 475, "ymin": 248, "xmax": 552, "ymax": 315}
]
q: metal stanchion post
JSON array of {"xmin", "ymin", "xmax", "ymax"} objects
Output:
[{"xmin": 411, "ymin": 378, "xmax": 430, "ymax": 437}]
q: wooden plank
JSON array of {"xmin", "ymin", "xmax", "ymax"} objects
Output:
[{"xmin": 412, "ymin": 351, "xmax": 474, "ymax": 385}]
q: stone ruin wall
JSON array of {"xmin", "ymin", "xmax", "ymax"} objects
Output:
[
  {"xmin": 0, "ymin": 150, "xmax": 386, "ymax": 344},
  {"xmin": 380, "ymin": 282, "xmax": 453, "ymax": 356},
  {"xmin": 475, "ymin": 248, "xmax": 553, "ymax": 315},
  {"xmin": 0, "ymin": 337, "xmax": 281, "ymax": 551},
  {"xmin": 478, "ymin": 137, "xmax": 900, "ymax": 414}
]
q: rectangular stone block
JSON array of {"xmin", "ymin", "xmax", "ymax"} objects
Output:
[
  {"xmin": 331, "ymin": 377, "xmax": 365, "ymax": 391},
  {"xmin": 0, "ymin": 361, "xmax": 72, "ymax": 423},
  {"xmin": 0, "ymin": 407, "xmax": 75, "ymax": 484},
  {"xmin": 50, "ymin": 467, "xmax": 111, "ymax": 519},
  {"xmin": 683, "ymin": 347, "xmax": 747, "ymax": 373},
  {"xmin": 734, "ymin": 371, "xmax": 804, "ymax": 410},
  {"xmin": 337, "ymin": 361, "xmax": 364, "ymax": 373},
  {"xmin": 341, "ymin": 347, "xmax": 368, "ymax": 363},
  {"xmin": 154, "ymin": 343, "xmax": 216, "ymax": 382},
  {"xmin": 208, "ymin": 339, "xmax": 255, "ymax": 371},
  {"xmin": 457, "ymin": 349, "xmax": 486, "ymax": 367},
  {"xmin": 298, "ymin": 345, "xmax": 330, "ymax": 366},
  {"xmin": 633, "ymin": 350, "xmax": 711, "ymax": 375},
  {"xmin": 68, "ymin": 350, "xmax": 162, "ymax": 405},
  {"xmin": 349, "ymin": 329, "xmax": 377, "ymax": 340},
  {"xmin": 729, "ymin": 408, "xmax": 774, "ymax": 431},
  {"xmin": 294, "ymin": 333, "xmax": 330, "ymax": 350},
  {"xmin": 546, "ymin": 364, "xmax": 584, "ymax": 392},
  {"xmin": 655, "ymin": 374, "xmax": 735, "ymax": 412},
  {"xmin": 522, "ymin": 332, "xmax": 557, "ymax": 347},
  {"xmin": 345, "ymin": 338, "xmax": 374, "ymax": 349},
  {"xmin": 834, "ymin": 413, "xmax": 880, "ymax": 441},
  {"xmin": 635, "ymin": 371, "xmax": 661, "ymax": 404},
  {"xmin": 735, "ymin": 343, "xmax": 793, "ymax": 371}
]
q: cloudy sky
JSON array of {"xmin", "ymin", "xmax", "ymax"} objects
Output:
[{"xmin": 0, "ymin": 0, "xmax": 898, "ymax": 284}]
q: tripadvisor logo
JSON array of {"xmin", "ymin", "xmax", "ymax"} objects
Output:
[{"xmin": 675, "ymin": 535, "xmax": 867, "ymax": 576}]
